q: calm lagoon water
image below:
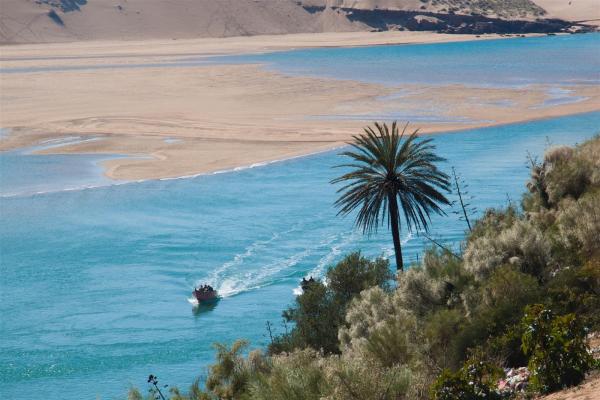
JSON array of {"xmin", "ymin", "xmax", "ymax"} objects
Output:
[
  {"xmin": 2, "ymin": 34, "xmax": 599, "ymax": 87},
  {"xmin": 0, "ymin": 137, "xmax": 123, "ymax": 197},
  {"xmin": 214, "ymin": 33, "xmax": 600, "ymax": 87},
  {"xmin": 1, "ymin": 112, "xmax": 599, "ymax": 399}
]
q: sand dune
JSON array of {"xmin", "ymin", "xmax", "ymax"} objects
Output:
[
  {"xmin": 533, "ymin": 0, "xmax": 600, "ymax": 24},
  {"xmin": 0, "ymin": 0, "xmax": 361, "ymax": 44},
  {"xmin": 1, "ymin": 0, "xmax": 596, "ymax": 44}
]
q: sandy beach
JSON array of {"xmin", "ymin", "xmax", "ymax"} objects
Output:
[{"xmin": 1, "ymin": 31, "xmax": 599, "ymax": 180}]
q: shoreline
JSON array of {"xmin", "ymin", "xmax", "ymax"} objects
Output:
[
  {"xmin": 2, "ymin": 110, "xmax": 597, "ymax": 200},
  {"xmin": 102, "ymin": 109, "xmax": 600, "ymax": 182},
  {"xmin": 0, "ymin": 31, "xmax": 533, "ymax": 59},
  {"xmin": 1, "ymin": 31, "xmax": 599, "ymax": 181}
]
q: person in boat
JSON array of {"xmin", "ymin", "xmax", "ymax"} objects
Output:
[
  {"xmin": 195, "ymin": 285, "xmax": 214, "ymax": 293},
  {"xmin": 301, "ymin": 276, "xmax": 316, "ymax": 291}
]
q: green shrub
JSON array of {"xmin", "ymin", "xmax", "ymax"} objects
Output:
[
  {"xmin": 546, "ymin": 260, "xmax": 600, "ymax": 329},
  {"xmin": 327, "ymin": 252, "xmax": 393, "ymax": 304},
  {"xmin": 521, "ymin": 304, "xmax": 594, "ymax": 394},
  {"xmin": 424, "ymin": 309, "xmax": 466, "ymax": 370},
  {"xmin": 272, "ymin": 253, "xmax": 392, "ymax": 355},
  {"xmin": 430, "ymin": 358, "xmax": 503, "ymax": 400},
  {"xmin": 442, "ymin": 266, "xmax": 540, "ymax": 369},
  {"xmin": 420, "ymin": 247, "xmax": 473, "ymax": 307},
  {"xmin": 338, "ymin": 287, "xmax": 396, "ymax": 351},
  {"xmin": 277, "ymin": 280, "xmax": 340, "ymax": 354}
]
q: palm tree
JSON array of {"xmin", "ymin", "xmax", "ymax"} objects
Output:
[{"xmin": 331, "ymin": 122, "xmax": 451, "ymax": 271}]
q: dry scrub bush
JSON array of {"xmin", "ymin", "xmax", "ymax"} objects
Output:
[
  {"xmin": 461, "ymin": 265, "xmax": 540, "ymax": 319},
  {"xmin": 557, "ymin": 191, "xmax": 600, "ymax": 258},
  {"xmin": 250, "ymin": 349, "xmax": 327, "ymax": 400},
  {"xmin": 395, "ymin": 267, "xmax": 448, "ymax": 316},
  {"xmin": 545, "ymin": 145, "xmax": 575, "ymax": 164},
  {"xmin": 339, "ymin": 287, "xmax": 397, "ymax": 351},
  {"xmin": 527, "ymin": 138, "xmax": 600, "ymax": 209},
  {"xmin": 205, "ymin": 340, "xmax": 261, "ymax": 400},
  {"xmin": 322, "ymin": 355, "xmax": 412, "ymax": 400},
  {"xmin": 464, "ymin": 219, "xmax": 551, "ymax": 280},
  {"xmin": 338, "ymin": 286, "xmax": 438, "ymax": 397},
  {"xmin": 251, "ymin": 348, "xmax": 413, "ymax": 400},
  {"xmin": 339, "ymin": 287, "xmax": 421, "ymax": 361},
  {"xmin": 468, "ymin": 207, "xmax": 519, "ymax": 242},
  {"xmin": 546, "ymin": 157, "xmax": 590, "ymax": 205},
  {"xmin": 577, "ymin": 135, "xmax": 600, "ymax": 185}
]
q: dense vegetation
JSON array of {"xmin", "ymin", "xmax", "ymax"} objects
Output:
[{"xmin": 130, "ymin": 136, "xmax": 599, "ymax": 400}]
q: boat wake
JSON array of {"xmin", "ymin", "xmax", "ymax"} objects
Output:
[
  {"xmin": 293, "ymin": 231, "xmax": 416, "ymax": 295},
  {"xmin": 195, "ymin": 222, "xmax": 334, "ymax": 299},
  {"xmin": 190, "ymin": 224, "xmax": 418, "ymax": 301},
  {"xmin": 206, "ymin": 245, "xmax": 315, "ymax": 298}
]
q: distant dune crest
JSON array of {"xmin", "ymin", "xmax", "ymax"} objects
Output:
[{"xmin": 0, "ymin": 0, "xmax": 597, "ymax": 43}]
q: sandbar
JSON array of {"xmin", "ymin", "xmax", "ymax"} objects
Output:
[{"xmin": 1, "ymin": 31, "xmax": 598, "ymax": 180}]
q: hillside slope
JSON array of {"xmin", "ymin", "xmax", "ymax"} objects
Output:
[
  {"xmin": 300, "ymin": 0, "xmax": 547, "ymax": 19},
  {"xmin": 533, "ymin": 0, "xmax": 600, "ymax": 24},
  {"xmin": 0, "ymin": 0, "xmax": 364, "ymax": 44},
  {"xmin": 0, "ymin": 0, "xmax": 596, "ymax": 44}
]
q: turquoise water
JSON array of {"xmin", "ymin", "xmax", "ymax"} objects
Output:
[
  {"xmin": 215, "ymin": 34, "xmax": 600, "ymax": 87},
  {"xmin": 1, "ymin": 112, "xmax": 599, "ymax": 399},
  {"xmin": 0, "ymin": 137, "xmax": 122, "ymax": 197},
  {"xmin": 2, "ymin": 34, "xmax": 599, "ymax": 86}
]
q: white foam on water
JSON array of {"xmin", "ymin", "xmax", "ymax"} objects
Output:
[
  {"xmin": 210, "ymin": 246, "xmax": 315, "ymax": 298},
  {"xmin": 3, "ymin": 142, "xmax": 346, "ymax": 199},
  {"xmin": 158, "ymin": 145, "xmax": 346, "ymax": 183},
  {"xmin": 201, "ymin": 222, "xmax": 351, "ymax": 299},
  {"xmin": 194, "ymin": 222, "xmax": 308, "ymax": 298},
  {"xmin": 381, "ymin": 231, "xmax": 416, "ymax": 258},
  {"xmin": 206, "ymin": 222, "xmax": 305, "ymax": 279},
  {"xmin": 292, "ymin": 286, "xmax": 304, "ymax": 296},
  {"xmin": 294, "ymin": 230, "xmax": 416, "ymax": 296},
  {"xmin": 306, "ymin": 231, "xmax": 358, "ymax": 280},
  {"xmin": 187, "ymin": 297, "xmax": 199, "ymax": 306},
  {"xmin": 26, "ymin": 136, "xmax": 104, "ymax": 153},
  {"xmin": 210, "ymin": 231, "xmax": 281, "ymax": 277},
  {"xmin": 289, "ymin": 231, "xmax": 357, "ymax": 296}
]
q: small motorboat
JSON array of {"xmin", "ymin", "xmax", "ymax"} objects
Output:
[{"xmin": 193, "ymin": 285, "xmax": 219, "ymax": 303}]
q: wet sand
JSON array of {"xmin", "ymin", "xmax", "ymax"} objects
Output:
[{"xmin": 1, "ymin": 31, "xmax": 599, "ymax": 180}]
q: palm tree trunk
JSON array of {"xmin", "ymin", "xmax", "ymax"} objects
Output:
[{"xmin": 388, "ymin": 193, "xmax": 404, "ymax": 271}]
